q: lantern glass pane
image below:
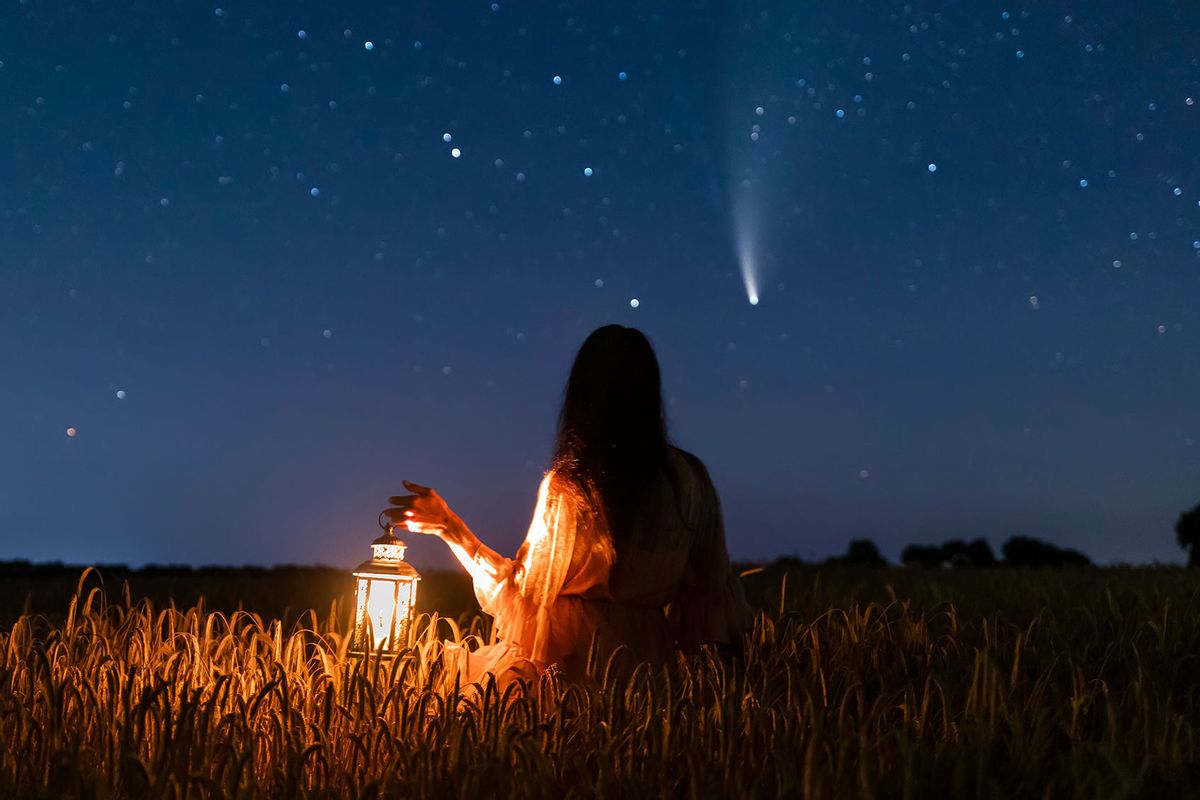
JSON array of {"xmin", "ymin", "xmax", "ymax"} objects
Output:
[
  {"xmin": 350, "ymin": 575, "xmax": 369, "ymax": 642},
  {"xmin": 366, "ymin": 577, "xmax": 399, "ymax": 650}
]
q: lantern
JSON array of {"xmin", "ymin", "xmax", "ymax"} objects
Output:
[{"xmin": 351, "ymin": 523, "xmax": 421, "ymax": 656}]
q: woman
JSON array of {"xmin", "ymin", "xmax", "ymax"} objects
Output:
[{"xmin": 384, "ymin": 325, "xmax": 751, "ymax": 685}]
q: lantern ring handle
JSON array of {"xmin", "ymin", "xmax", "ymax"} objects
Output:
[{"xmin": 378, "ymin": 509, "xmax": 393, "ymax": 532}]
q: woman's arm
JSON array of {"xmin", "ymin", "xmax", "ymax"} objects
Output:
[
  {"xmin": 389, "ymin": 473, "xmax": 611, "ymax": 665},
  {"xmin": 385, "ymin": 473, "xmax": 584, "ymax": 618},
  {"xmin": 384, "ymin": 480, "xmax": 514, "ymax": 604},
  {"xmin": 442, "ymin": 530, "xmax": 515, "ymax": 602}
]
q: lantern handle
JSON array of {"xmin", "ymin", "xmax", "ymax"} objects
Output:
[{"xmin": 378, "ymin": 509, "xmax": 398, "ymax": 535}]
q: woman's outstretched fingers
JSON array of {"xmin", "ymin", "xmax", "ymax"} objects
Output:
[{"xmin": 385, "ymin": 481, "xmax": 458, "ymax": 539}]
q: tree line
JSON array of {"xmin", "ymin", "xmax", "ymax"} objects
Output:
[
  {"xmin": 1176, "ymin": 501, "xmax": 1200, "ymax": 566},
  {"xmin": 822, "ymin": 535, "xmax": 1091, "ymax": 568},
  {"xmin": 819, "ymin": 497, "xmax": 1200, "ymax": 568}
]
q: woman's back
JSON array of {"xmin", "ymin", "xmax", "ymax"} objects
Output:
[
  {"xmin": 608, "ymin": 447, "xmax": 717, "ymax": 606},
  {"xmin": 600, "ymin": 447, "xmax": 752, "ymax": 663}
]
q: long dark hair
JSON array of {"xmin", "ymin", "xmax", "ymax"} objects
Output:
[{"xmin": 553, "ymin": 325, "xmax": 671, "ymax": 551}]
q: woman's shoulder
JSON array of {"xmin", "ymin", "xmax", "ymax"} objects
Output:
[
  {"xmin": 540, "ymin": 465, "xmax": 595, "ymax": 510},
  {"xmin": 668, "ymin": 446, "xmax": 714, "ymax": 486},
  {"xmin": 666, "ymin": 446, "xmax": 719, "ymax": 513}
]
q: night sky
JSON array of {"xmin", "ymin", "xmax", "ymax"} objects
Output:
[{"xmin": 3, "ymin": 1, "xmax": 1198, "ymax": 570}]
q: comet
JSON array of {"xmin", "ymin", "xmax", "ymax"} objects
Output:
[{"xmin": 733, "ymin": 181, "xmax": 761, "ymax": 306}]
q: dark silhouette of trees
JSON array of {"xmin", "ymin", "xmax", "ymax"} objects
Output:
[
  {"xmin": 1177, "ymin": 503, "xmax": 1200, "ymax": 566},
  {"xmin": 976, "ymin": 540, "xmax": 998, "ymax": 566},
  {"xmin": 966, "ymin": 539, "xmax": 998, "ymax": 567},
  {"xmin": 901, "ymin": 536, "xmax": 1096, "ymax": 569},
  {"xmin": 1001, "ymin": 536, "xmax": 1091, "ymax": 568},
  {"xmin": 901, "ymin": 536, "xmax": 1089, "ymax": 569},
  {"xmin": 827, "ymin": 539, "xmax": 887, "ymax": 567},
  {"xmin": 901, "ymin": 538, "xmax": 997, "ymax": 568},
  {"xmin": 935, "ymin": 540, "xmax": 968, "ymax": 566},
  {"xmin": 945, "ymin": 538, "xmax": 997, "ymax": 568},
  {"xmin": 900, "ymin": 544, "xmax": 945, "ymax": 568}
]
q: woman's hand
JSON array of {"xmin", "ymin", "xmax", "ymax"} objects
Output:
[{"xmin": 384, "ymin": 481, "xmax": 466, "ymax": 544}]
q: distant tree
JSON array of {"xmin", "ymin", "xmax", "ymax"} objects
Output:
[
  {"xmin": 901, "ymin": 544, "xmax": 945, "ymax": 568},
  {"xmin": 901, "ymin": 538, "xmax": 997, "ymax": 568},
  {"xmin": 1001, "ymin": 536, "xmax": 1091, "ymax": 568},
  {"xmin": 963, "ymin": 538, "xmax": 997, "ymax": 568},
  {"xmin": 828, "ymin": 538, "xmax": 887, "ymax": 567},
  {"xmin": 940, "ymin": 539, "xmax": 969, "ymax": 567},
  {"xmin": 1177, "ymin": 503, "xmax": 1200, "ymax": 567}
]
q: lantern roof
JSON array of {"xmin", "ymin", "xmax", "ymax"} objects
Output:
[{"xmin": 353, "ymin": 526, "xmax": 421, "ymax": 580}]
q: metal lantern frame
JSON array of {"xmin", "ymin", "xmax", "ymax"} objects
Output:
[{"xmin": 350, "ymin": 521, "xmax": 422, "ymax": 657}]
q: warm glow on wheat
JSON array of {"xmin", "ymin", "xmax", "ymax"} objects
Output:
[{"xmin": 1, "ymin": 568, "xmax": 1195, "ymax": 796}]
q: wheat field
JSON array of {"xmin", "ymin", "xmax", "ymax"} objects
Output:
[{"xmin": 2, "ymin": 566, "xmax": 1199, "ymax": 799}]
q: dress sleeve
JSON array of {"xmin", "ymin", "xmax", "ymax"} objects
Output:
[
  {"xmin": 459, "ymin": 470, "xmax": 588, "ymax": 663},
  {"xmin": 667, "ymin": 465, "xmax": 753, "ymax": 652}
]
